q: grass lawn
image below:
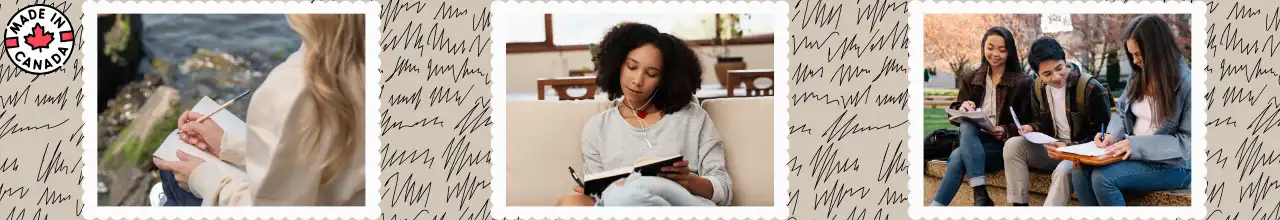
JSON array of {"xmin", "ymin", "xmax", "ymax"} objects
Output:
[
  {"xmin": 923, "ymin": 108, "xmax": 956, "ymax": 135},
  {"xmin": 925, "ymin": 88, "xmax": 959, "ymax": 97},
  {"xmin": 922, "ymin": 103, "xmax": 1119, "ymax": 136}
]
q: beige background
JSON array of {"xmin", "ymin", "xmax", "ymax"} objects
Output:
[
  {"xmin": 1200, "ymin": 0, "xmax": 1280, "ymax": 219},
  {"xmin": 785, "ymin": 0, "xmax": 911, "ymax": 218},
  {"xmin": 0, "ymin": 1, "xmax": 87, "ymax": 219},
  {"xmin": 0, "ymin": 0, "xmax": 1268, "ymax": 220}
]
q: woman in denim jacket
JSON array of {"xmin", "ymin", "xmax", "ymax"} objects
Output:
[{"xmin": 1069, "ymin": 15, "xmax": 1192, "ymax": 206}]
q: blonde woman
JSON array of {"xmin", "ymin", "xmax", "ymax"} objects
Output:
[{"xmin": 153, "ymin": 14, "xmax": 366, "ymax": 206}]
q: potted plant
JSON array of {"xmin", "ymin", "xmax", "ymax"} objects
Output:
[{"xmin": 713, "ymin": 14, "xmax": 747, "ymax": 88}]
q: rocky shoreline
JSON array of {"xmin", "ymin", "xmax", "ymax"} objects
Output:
[{"xmin": 96, "ymin": 14, "xmax": 282, "ymax": 206}]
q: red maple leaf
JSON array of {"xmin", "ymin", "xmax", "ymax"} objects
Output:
[{"xmin": 24, "ymin": 24, "xmax": 53, "ymax": 50}]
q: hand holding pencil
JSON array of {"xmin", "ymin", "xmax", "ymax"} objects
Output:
[{"xmin": 177, "ymin": 90, "xmax": 251, "ymax": 157}]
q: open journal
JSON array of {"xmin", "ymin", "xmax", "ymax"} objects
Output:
[
  {"xmin": 152, "ymin": 96, "xmax": 248, "ymax": 172},
  {"xmin": 1049, "ymin": 141, "xmax": 1122, "ymax": 167},
  {"xmin": 946, "ymin": 108, "xmax": 996, "ymax": 131},
  {"xmin": 570, "ymin": 155, "xmax": 683, "ymax": 197},
  {"xmin": 1058, "ymin": 142, "xmax": 1105, "ymax": 156}
]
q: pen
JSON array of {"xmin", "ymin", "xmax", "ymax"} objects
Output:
[
  {"xmin": 568, "ymin": 167, "xmax": 585, "ymax": 188},
  {"xmin": 1010, "ymin": 107, "xmax": 1024, "ymax": 134},
  {"xmin": 1096, "ymin": 123, "xmax": 1105, "ymax": 144},
  {"xmin": 195, "ymin": 90, "xmax": 253, "ymax": 123}
]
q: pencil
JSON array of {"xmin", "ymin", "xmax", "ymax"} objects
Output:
[{"xmin": 196, "ymin": 90, "xmax": 252, "ymax": 123}]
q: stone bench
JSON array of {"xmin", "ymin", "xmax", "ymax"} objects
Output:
[{"xmin": 924, "ymin": 160, "xmax": 1190, "ymax": 206}]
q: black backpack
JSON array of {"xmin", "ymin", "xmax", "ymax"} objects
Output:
[{"xmin": 924, "ymin": 129, "xmax": 961, "ymax": 161}]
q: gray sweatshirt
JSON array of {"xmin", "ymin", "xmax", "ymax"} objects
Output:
[{"xmin": 580, "ymin": 103, "xmax": 733, "ymax": 206}]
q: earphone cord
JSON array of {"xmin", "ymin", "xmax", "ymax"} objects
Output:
[{"xmin": 622, "ymin": 93, "xmax": 657, "ymax": 150}]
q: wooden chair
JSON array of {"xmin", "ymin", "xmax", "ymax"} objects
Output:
[
  {"xmin": 727, "ymin": 69, "xmax": 774, "ymax": 97},
  {"xmin": 536, "ymin": 76, "xmax": 598, "ymax": 100}
]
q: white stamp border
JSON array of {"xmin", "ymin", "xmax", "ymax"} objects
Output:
[
  {"xmin": 907, "ymin": 1, "xmax": 1208, "ymax": 219},
  {"xmin": 80, "ymin": 1, "xmax": 383, "ymax": 219},
  {"xmin": 489, "ymin": 1, "xmax": 790, "ymax": 219}
]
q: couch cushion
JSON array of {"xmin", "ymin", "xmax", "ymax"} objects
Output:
[
  {"xmin": 506, "ymin": 100, "xmax": 613, "ymax": 206},
  {"xmin": 701, "ymin": 97, "xmax": 775, "ymax": 206},
  {"xmin": 505, "ymin": 97, "xmax": 776, "ymax": 206}
]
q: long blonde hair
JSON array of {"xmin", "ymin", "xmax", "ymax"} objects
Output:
[{"xmin": 286, "ymin": 14, "xmax": 365, "ymax": 185}]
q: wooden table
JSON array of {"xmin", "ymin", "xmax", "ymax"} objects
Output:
[
  {"xmin": 536, "ymin": 76, "xmax": 598, "ymax": 100},
  {"xmin": 727, "ymin": 69, "xmax": 775, "ymax": 97}
]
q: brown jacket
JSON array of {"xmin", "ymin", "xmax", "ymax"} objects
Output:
[{"xmin": 948, "ymin": 66, "xmax": 1035, "ymax": 141}]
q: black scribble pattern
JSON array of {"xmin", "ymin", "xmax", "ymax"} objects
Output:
[
  {"xmin": 788, "ymin": 0, "xmax": 906, "ymax": 219},
  {"xmin": 0, "ymin": 3, "xmax": 84, "ymax": 218},
  {"xmin": 1208, "ymin": 1, "xmax": 1280, "ymax": 220},
  {"xmin": 379, "ymin": 0, "xmax": 491, "ymax": 218}
]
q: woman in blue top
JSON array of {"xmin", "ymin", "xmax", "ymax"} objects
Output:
[{"xmin": 1067, "ymin": 15, "xmax": 1192, "ymax": 206}]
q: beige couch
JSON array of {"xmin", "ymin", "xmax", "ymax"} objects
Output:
[{"xmin": 506, "ymin": 97, "xmax": 775, "ymax": 206}]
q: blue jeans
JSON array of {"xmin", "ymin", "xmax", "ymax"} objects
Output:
[
  {"xmin": 931, "ymin": 120, "xmax": 1004, "ymax": 206},
  {"xmin": 597, "ymin": 176, "xmax": 716, "ymax": 206},
  {"xmin": 159, "ymin": 170, "xmax": 204, "ymax": 206},
  {"xmin": 1071, "ymin": 160, "xmax": 1190, "ymax": 206}
]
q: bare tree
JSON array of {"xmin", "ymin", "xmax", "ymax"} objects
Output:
[
  {"xmin": 1069, "ymin": 14, "xmax": 1135, "ymax": 76},
  {"xmin": 925, "ymin": 14, "xmax": 986, "ymax": 78}
]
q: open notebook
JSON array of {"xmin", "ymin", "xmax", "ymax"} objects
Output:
[
  {"xmin": 1058, "ymin": 141, "xmax": 1106, "ymax": 156},
  {"xmin": 571, "ymin": 155, "xmax": 683, "ymax": 197},
  {"xmin": 946, "ymin": 108, "xmax": 996, "ymax": 131},
  {"xmin": 152, "ymin": 96, "xmax": 248, "ymax": 171}
]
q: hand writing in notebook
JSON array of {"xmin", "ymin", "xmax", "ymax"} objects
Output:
[
  {"xmin": 152, "ymin": 149, "xmax": 208, "ymax": 191},
  {"xmin": 1094, "ymin": 133, "xmax": 1117, "ymax": 148},
  {"xmin": 1104, "ymin": 139, "xmax": 1132, "ymax": 159},
  {"xmin": 178, "ymin": 111, "xmax": 225, "ymax": 157}
]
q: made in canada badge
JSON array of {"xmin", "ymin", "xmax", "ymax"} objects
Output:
[{"xmin": 4, "ymin": 4, "xmax": 74, "ymax": 75}]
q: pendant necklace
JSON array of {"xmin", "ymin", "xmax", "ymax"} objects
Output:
[{"xmin": 622, "ymin": 96, "xmax": 656, "ymax": 151}]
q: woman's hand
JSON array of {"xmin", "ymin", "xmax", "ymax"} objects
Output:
[
  {"xmin": 557, "ymin": 186, "xmax": 595, "ymax": 206},
  {"xmin": 959, "ymin": 101, "xmax": 977, "ymax": 112},
  {"xmin": 659, "ymin": 160, "xmax": 697, "ymax": 185},
  {"xmin": 659, "ymin": 160, "xmax": 714, "ymax": 199},
  {"xmin": 1044, "ymin": 142, "xmax": 1065, "ymax": 160},
  {"xmin": 1105, "ymin": 139, "xmax": 1132, "ymax": 160},
  {"xmin": 178, "ymin": 111, "xmax": 224, "ymax": 157},
  {"xmin": 1094, "ymin": 133, "xmax": 1116, "ymax": 148},
  {"xmin": 153, "ymin": 150, "xmax": 207, "ymax": 191}
]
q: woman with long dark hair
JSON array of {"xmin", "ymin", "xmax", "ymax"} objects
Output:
[
  {"xmin": 1069, "ymin": 15, "xmax": 1191, "ymax": 206},
  {"xmin": 931, "ymin": 26, "xmax": 1034, "ymax": 206}
]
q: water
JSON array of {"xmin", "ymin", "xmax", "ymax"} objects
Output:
[
  {"xmin": 97, "ymin": 14, "xmax": 302, "ymax": 206},
  {"xmin": 140, "ymin": 14, "xmax": 302, "ymax": 116}
]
